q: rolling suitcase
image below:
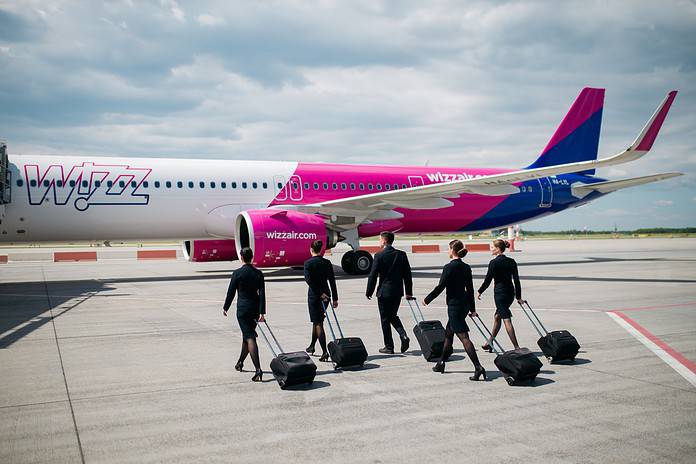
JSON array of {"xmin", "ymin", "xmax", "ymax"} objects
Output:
[
  {"xmin": 471, "ymin": 315, "xmax": 542, "ymax": 386},
  {"xmin": 406, "ymin": 298, "xmax": 445, "ymax": 362},
  {"xmin": 258, "ymin": 321, "xmax": 317, "ymax": 389},
  {"xmin": 519, "ymin": 301, "xmax": 580, "ymax": 363},
  {"xmin": 324, "ymin": 301, "xmax": 368, "ymax": 369}
]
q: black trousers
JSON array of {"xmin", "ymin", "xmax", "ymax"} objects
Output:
[{"xmin": 378, "ymin": 296, "xmax": 405, "ymax": 349}]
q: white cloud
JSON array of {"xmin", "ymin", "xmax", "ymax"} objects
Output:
[
  {"xmin": 197, "ymin": 13, "xmax": 225, "ymax": 27},
  {"xmin": 653, "ymin": 199, "xmax": 674, "ymax": 206},
  {"xmin": 160, "ymin": 0, "xmax": 185, "ymax": 22}
]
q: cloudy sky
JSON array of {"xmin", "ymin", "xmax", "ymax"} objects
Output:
[{"xmin": 1, "ymin": 0, "xmax": 694, "ymax": 230}]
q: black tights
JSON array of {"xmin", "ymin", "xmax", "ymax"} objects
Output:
[
  {"xmin": 308, "ymin": 322, "xmax": 327, "ymax": 354},
  {"xmin": 440, "ymin": 326, "xmax": 481, "ymax": 369},
  {"xmin": 238, "ymin": 336, "xmax": 261, "ymax": 373}
]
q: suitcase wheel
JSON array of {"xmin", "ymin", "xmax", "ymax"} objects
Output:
[
  {"xmin": 278, "ymin": 379, "xmax": 286, "ymax": 388},
  {"xmin": 506, "ymin": 377, "xmax": 515, "ymax": 386}
]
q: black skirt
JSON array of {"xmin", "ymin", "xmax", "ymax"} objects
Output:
[
  {"xmin": 447, "ymin": 305, "xmax": 470, "ymax": 333},
  {"xmin": 237, "ymin": 313, "xmax": 258, "ymax": 339},
  {"xmin": 308, "ymin": 296, "xmax": 326, "ymax": 323},
  {"xmin": 494, "ymin": 292, "xmax": 514, "ymax": 319}
]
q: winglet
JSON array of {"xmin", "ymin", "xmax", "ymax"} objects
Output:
[{"xmin": 630, "ymin": 91, "xmax": 677, "ymax": 152}]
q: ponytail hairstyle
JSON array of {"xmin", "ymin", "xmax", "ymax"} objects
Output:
[
  {"xmin": 449, "ymin": 239, "xmax": 468, "ymax": 258},
  {"xmin": 492, "ymin": 239, "xmax": 510, "ymax": 253}
]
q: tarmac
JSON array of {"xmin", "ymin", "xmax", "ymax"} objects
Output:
[{"xmin": 1, "ymin": 238, "xmax": 695, "ymax": 463}]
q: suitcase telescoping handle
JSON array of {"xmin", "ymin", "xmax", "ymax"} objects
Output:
[
  {"xmin": 258, "ymin": 320, "xmax": 284, "ymax": 357},
  {"xmin": 324, "ymin": 300, "xmax": 345, "ymax": 339},
  {"xmin": 470, "ymin": 315, "xmax": 505, "ymax": 354},
  {"xmin": 406, "ymin": 297, "xmax": 425, "ymax": 324},
  {"xmin": 518, "ymin": 300, "xmax": 549, "ymax": 338},
  {"xmin": 322, "ymin": 301, "xmax": 339, "ymax": 343}
]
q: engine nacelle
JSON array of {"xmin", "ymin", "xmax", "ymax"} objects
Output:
[
  {"xmin": 183, "ymin": 239, "xmax": 238, "ymax": 262},
  {"xmin": 235, "ymin": 209, "xmax": 338, "ymax": 267}
]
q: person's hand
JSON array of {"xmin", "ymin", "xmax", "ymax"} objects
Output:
[
  {"xmin": 517, "ymin": 298, "xmax": 525, "ymax": 305},
  {"xmin": 405, "ymin": 295, "xmax": 414, "ymax": 300},
  {"xmin": 222, "ymin": 309, "xmax": 227, "ymax": 317},
  {"xmin": 332, "ymin": 300, "xmax": 338, "ymax": 309},
  {"xmin": 469, "ymin": 311, "xmax": 478, "ymax": 318},
  {"xmin": 321, "ymin": 293, "xmax": 330, "ymax": 301},
  {"xmin": 477, "ymin": 292, "xmax": 482, "ymax": 300},
  {"xmin": 366, "ymin": 295, "xmax": 372, "ymax": 300},
  {"xmin": 258, "ymin": 314, "xmax": 266, "ymax": 323},
  {"xmin": 422, "ymin": 299, "xmax": 428, "ymax": 306}
]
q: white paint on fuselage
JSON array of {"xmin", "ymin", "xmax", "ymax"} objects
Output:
[{"xmin": 1, "ymin": 155, "xmax": 297, "ymax": 242}]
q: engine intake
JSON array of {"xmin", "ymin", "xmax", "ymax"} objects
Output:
[{"xmin": 235, "ymin": 209, "xmax": 338, "ymax": 267}]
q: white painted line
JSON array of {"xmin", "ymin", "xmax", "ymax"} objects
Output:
[{"xmin": 607, "ymin": 311, "xmax": 696, "ymax": 388}]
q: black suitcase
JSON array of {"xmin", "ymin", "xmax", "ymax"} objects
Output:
[
  {"xmin": 471, "ymin": 315, "xmax": 542, "ymax": 386},
  {"xmin": 324, "ymin": 302, "xmax": 368, "ymax": 369},
  {"xmin": 407, "ymin": 299, "xmax": 446, "ymax": 362},
  {"xmin": 493, "ymin": 348, "xmax": 543, "ymax": 385},
  {"xmin": 259, "ymin": 321, "xmax": 317, "ymax": 389},
  {"xmin": 519, "ymin": 301, "xmax": 581, "ymax": 363}
]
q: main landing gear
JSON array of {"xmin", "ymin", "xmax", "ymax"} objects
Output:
[{"xmin": 341, "ymin": 250, "xmax": 373, "ymax": 275}]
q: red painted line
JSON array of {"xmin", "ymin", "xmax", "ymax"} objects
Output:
[
  {"xmin": 54, "ymin": 251, "xmax": 97, "ymax": 262},
  {"xmin": 611, "ymin": 311, "xmax": 696, "ymax": 375},
  {"xmin": 360, "ymin": 246, "xmax": 382, "ymax": 254},
  {"xmin": 0, "ymin": 255, "xmax": 7, "ymax": 264},
  {"xmin": 137, "ymin": 249, "xmax": 177, "ymax": 260},
  {"xmin": 412, "ymin": 244, "xmax": 440, "ymax": 253}
]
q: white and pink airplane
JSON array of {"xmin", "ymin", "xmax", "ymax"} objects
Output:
[{"xmin": 0, "ymin": 88, "xmax": 682, "ymax": 274}]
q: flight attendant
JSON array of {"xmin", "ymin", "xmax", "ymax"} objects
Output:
[
  {"xmin": 477, "ymin": 239, "xmax": 522, "ymax": 351},
  {"xmin": 365, "ymin": 231, "xmax": 412, "ymax": 354},
  {"xmin": 303, "ymin": 240, "xmax": 338, "ymax": 362},
  {"xmin": 423, "ymin": 240, "xmax": 485, "ymax": 380},
  {"xmin": 223, "ymin": 247, "xmax": 266, "ymax": 382}
]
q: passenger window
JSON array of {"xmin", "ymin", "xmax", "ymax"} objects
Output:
[
  {"xmin": 350, "ymin": 183, "xmax": 355, "ymax": 190},
  {"xmin": 107, "ymin": 180, "xmax": 113, "ymax": 187},
  {"xmin": 368, "ymin": 184, "xmax": 374, "ymax": 190},
  {"xmin": 385, "ymin": 184, "xmax": 391, "ymax": 190},
  {"xmin": 393, "ymin": 184, "xmax": 398, "ymax": 190},
  {"xmin": 177, "ymin": 181, "xmax": 183, "ymax": 188},
  {"xmin": 82, "ymin": 180, "xmax": 88, "ymax": 188},
  {"xmin": 359, "ymin": 183, "xmax": 365, "ymax": 190},
  {"xmin": 57, "ymin": 180, "xmax": 63, "ymax": 187},
  {"xmin": 263, "ymin": 182, "xmax": 268, "ymax": 189},
  {"xmin": 253, "ymin": 182, "xmax": 258, "ymax": 189},
  {"xmin": 119, "ymin": 181, "xmax": 125, "ymax": 188},
  {"xmin": 242, "ymin": 182, "xmax": 247, "ymax": 189},
  {"xmin": 221, "ymin": 182, "xmax": 226, "ymax": 188},
  {"xmin": 277, "ymin": 182, "xmax": 283, "ymax": 189},
  {"xmin": 232, "ymin": 182, "xmax": 237, "ymax": 188},
  {"xmin": 70, "ymin": 180, "xmax": 76, "ymax": 187},
  {"xmin": 341, "ymin": 183, "xmax": 347, "ymax": 190},
  {"xmin": 304, "ymin": 182, "xmax": 309, "ymax": 190},
  {"xmin": 154, "ymin": 181, "xmax": 160, "ymax": 188},
  {"xmin": 43, "ymin": 180, "xmax": 50, "ymax": 187},
  {"xmin": 332, "ymin": 183, "xmax": 338, "ymax": 190},
  {"xmin": 17, "ymin": 179, "xmax": 24, "ymax": 187},
  {"xmin": 142, "ymin": 181, "xmax": 148, "ymax": 188},
  {"xmin": 528, "ymin": 186, "xmax": 533, "ymax": 192},
  {"xmin": 28, "ymin": 179, "xmax": 35, "ymax": 187},
  {"xmin": 165, "ymin": 181, "xmax": 171, "ymax": 188},
  {"xmin": 313, "ymin": 183, "xmax": 319, "ymax": 190},
  {"xmin": 402, "ymin": 184, "xmax": 408, "ymax": 189},
  {"xmin": 95, "ymin": 181, "xmax": 101, "ymax": 187},
  {"xmin": 199, "ymin": 181, "xmax": 205, "ymax": 188},
  {"xmin": 210, "ymin": 181, "xmax": 216, "ymax": 188},
  {"xmin": 131, "ymin": 181, "xmax": 137, "ymax": 188}
]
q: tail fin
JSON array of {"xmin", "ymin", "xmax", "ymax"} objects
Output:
[{"xmin": 527, "ymin": 87, "xmax": 605, "ymax": 175}]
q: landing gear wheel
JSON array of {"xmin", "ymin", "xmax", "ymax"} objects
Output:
[
  {"xmin": 341, "ymin": 251, "xmax": 356, "ymax": 273},
  {"xmin": 353, "ymin": 250, "xmax": 373, "ymax": 275}
]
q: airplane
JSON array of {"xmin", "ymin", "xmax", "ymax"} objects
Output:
[{"xmin": 0, "ymin": 88, "xmax": 682, "ymax": 275}]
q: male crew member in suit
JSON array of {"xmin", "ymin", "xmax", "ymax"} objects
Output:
[
  {"xmin": 303, "ymin": 239, "xmax": 338, "ymax": 362},
  {"xmin": 223, "ymin": 247, "xmax": 266, "ymax": 382},
  {"xmin": 365, "ymin": 231, "xmax": 413, "ymax": 354}
]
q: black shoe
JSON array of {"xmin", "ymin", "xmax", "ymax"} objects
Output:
[
  {"xmin": 235, "ymin": 361, "xmax": 243, "ymax": 372},
  {"xmin": 379, "ymin": 347, "xmax": 394, "ymax": 354},
  {"xmin": 469, "ymin": 366, "xmax": 487, "ymax": 381},
  {"xmin": 400, "ymin": 336, "xmax": 410, "ymax": 353},
  {"xmin": 251, "ymin": 371, "xmax": 263, "ymax": 382},
  {"xmin": 306, "ymin": 345, "xmax": 315, "ymax": 355},
  {"xmin": 319, "ymin": 353, "xmax": 330, "ymax": 362},
  {"xmin": 481, "ymin": 343, "xmax": 493, "ymax": 353},
  {"xmin": 432, "ymin": 361, "xmax": 445, "ymax": 373}
]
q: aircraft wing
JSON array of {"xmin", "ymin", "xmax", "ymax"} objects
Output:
[
  {"xmin": 280, "ymin": 91, "xmax": 678, "ymax": 227},
  {"xmin": 572, "ymin": 172, "xmax": 683, "ymax": 197}
]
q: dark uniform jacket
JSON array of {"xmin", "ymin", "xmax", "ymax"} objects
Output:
[
  {"xmin": 478, "ymin": 254, "xmax": 521, "ymax": 300},
  {"xmin": 304, "ymin": 255, "xmax": 338, "ymax": 301},
  {"xmin": 424, "ymin": 258, "xmax": 476, "ymax": 310},
  {"xmin": 223, "ymin": 264, "xmax": 266, "ymax": 317},
  {"xmin": 366, "ymin": 245, "xmax": 413, "ymax": 299}
]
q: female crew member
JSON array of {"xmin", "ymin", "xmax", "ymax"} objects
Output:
[
  {"xmin": 423, "ymin": 240, "xmax": 486, "ymax": 380},
  {"xmin": 477, "ymin": 239, "xmax": 522, "ymax": 351},
  {"xmin": 303, "ymin": 240, "xmax": 338, "ymax": 362},
  {"xmin": 223, "ymin": 247, "xmax": 266, "ymax": 382}
]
